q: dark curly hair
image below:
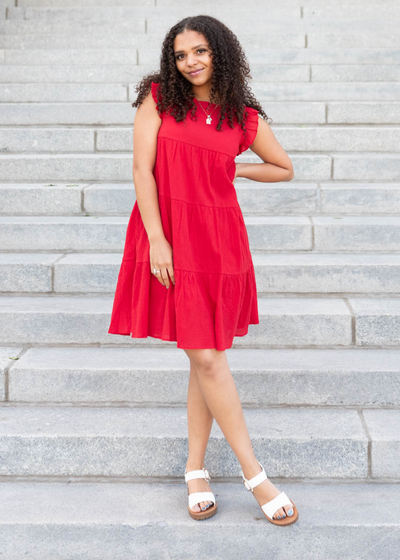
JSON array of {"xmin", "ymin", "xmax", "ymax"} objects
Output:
[{"xmin": 131, "ymin": 15, "xmax": 272, "ymax": 139}]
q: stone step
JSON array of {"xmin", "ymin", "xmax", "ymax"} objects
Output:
[
  {"xmin": 2, "ymin": 182, "xmax": 400, "ymax": 217},
  {"xmin": 7, "ymin": 5, "xmax": 302, "ymax": 22},
  {"xmin": 4, "ymin": 252, "xmax": 400, "ymax": 295},
  {"xmin": 0, "ymin": 19, "xmax": 147, "ymax": 35},
  {"xmin": 5, "ymin": 346, "xmax": 400, "ymax": 406},
  {"xmin": 1, "ymin": 295, "xmax": 398, "ymax": 347},
  {"xmin": 311, "ymin": 216, "xmax": 400, "ymax": 251},
  {"xmin": 3, "ymin": 216, "xmax": 400, "ymax": 252},
  {"xmin": 2, "ymin": 29, "xmax": 399, "ymax": 50},
  {"xmin": 0, "ymin": 103, "xmax": 134, "ymax": 124},
  {"xmin": 1, "ymin": 101, "xmax": 399, "ymax": 127},
  {"xmin": 2, "ymin": 127, "xmax": 400, "ymax": 155},
  {"xmin": 10, "ymin": 4, "xmax": 400, "ymax": 23},
  {"xmin": 0, "ymin": 403, "xmax": 381, "ymax": 477},
  {"xmin": 1, "ymin": 19, "xmax": 397, "ymax": 37},
  {"xmin": 0, "ymin": 216, "xmax": 313, "ymax": 252},
  {"xmin": 0, "ymin": 128, "xmax": 96, "ymax": 153},
  {"xmin": 149, "ymin": 25, "xmax": 400, "ymax": 52},
  {"xmin": 2, "ymin": 83, "xmax": 400, "ymax": 106},
  {"xmin": 254, "ymin": 253, "xmax": 400, "ymax": 293},
  {"xmin": 16, "ymin": 0, "xmax": 400, "ymax": 5},
  {"xmin": 0, "ymin": 404, "xmax": 397, "ymax": 478},
  {"xmin": 19, "ymin": 0, "xmax": 152, "ymax": 5},
  {"xmin": 1, "ymin": 481, "xmax": 399, "ymax": 559},
  {"xmin": 4, "ymin": 63, "xmax": 400, "ymax": 83},
  {"xmin": 0, "ymin": 101, "xmax": 398, "ymax": 128},
  {"xmin": 0, "ymin": 83, "xmax": 128, "ymax": 102},
  {"xmin": 4, "ymin": 47, "xmax": 400, "ymax": 66},
  {"xmin": 0, "ymin": 31, "xmax": 304, "ymax": 50},
  {"xmin": 0, "ymin": 295, "xmax": 354, "ymax": 347},
  {"xmin": 1, "ymin": 153, "xmax": 399, "ymax": 181}
]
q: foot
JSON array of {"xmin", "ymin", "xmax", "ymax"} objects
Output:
[
  {"xmin": 242, "ymin": 462, "xmax": 294, "ymax": 520},
  {"xmin": 185, "ymin": 465, "xmax": 215, "ymax": 513}
]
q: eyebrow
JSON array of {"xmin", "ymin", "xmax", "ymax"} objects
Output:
[{"xmin": 174, "ymin": 43, "xmax": 208, "ymax": 55}]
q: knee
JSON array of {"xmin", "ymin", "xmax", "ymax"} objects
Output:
[{"xmin": 185, "ymin": 349, "xmax": 226, "ymax": 378}]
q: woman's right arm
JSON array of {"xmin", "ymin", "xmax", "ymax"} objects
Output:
[{"xmin": 132, "ymin": 89, "xmax": 175, "ymax": 289}]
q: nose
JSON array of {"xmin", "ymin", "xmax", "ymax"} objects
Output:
[{"xmin": 187, "ymin": 54, "xmax": 199, "ymax": 67}]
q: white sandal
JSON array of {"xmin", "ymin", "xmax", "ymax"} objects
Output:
[
  {"xmin": 241, "ymin": 460, "xmax": 299, "ymax": 526},
  {"xmin": 184, "ymin": 467, "xmax": 217, "ymax": 520}
]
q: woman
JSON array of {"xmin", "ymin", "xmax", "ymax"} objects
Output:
[{"xmin": 108, "ymin": 15, "xmax": 298, "ymax": 526}]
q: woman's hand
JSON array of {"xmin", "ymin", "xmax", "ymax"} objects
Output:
[{"xmin": 149, "ymin": 235, "xmax": 176, "ymax": 289}]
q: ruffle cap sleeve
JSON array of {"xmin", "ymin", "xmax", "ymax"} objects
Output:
[
  {"xmin": 237, "ymin": 106, "xmax": 259, "ymax": 155},
  {"xmin": 151, "ymin": 81, "xmax": 163, "ymax": 119}
]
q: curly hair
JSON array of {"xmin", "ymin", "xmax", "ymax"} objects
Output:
[{"xmin": 131, "ymin": 15, "xmax": 272, "ymax": 139}]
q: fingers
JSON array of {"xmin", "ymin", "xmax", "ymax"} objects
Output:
[
  {"xmin": 150, "ymin": 265, "xmax": 176, "ymax": 289},
  {"xmin": 167, "ymin": 264, "xmax": 176, "ymax": 287},
  {"xmin": 159, "ymin": 268, "xmax": 169, "ymax": 288}
]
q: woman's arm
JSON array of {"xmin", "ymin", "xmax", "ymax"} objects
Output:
[
  {"xmin": 235, "ymin": 116, "xmax": 294, "ymax": 183},
  {"xmin": 132, "ymin": 89, "xmax": 175, "ymax": 288},
  {"xmin": 132, "ymin": 89, "xmax": 165, "ymax": 242}
]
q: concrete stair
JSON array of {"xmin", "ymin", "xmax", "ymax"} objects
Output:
[
  {"xmin": 2, "ymin": 346, "xmax": 400, "ymax": 405},
  {"xmin": 0, "ymin": 482, "xmax": 399, "ymax": 560},
  {"xmin": 1, "ymin": 0, "xmax": 400, "ymax": 557}
]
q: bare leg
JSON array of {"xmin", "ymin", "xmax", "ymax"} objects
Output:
[
  {"xmin": 183, "ymin": 348, "xmax": 293, "ymax": 520},
  {"xmin": 185, "ymin": 359, "xmax": 215, "ymax": 513}
]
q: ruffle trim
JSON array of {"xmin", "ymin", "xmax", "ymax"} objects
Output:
[
  {"xmin": 238, "ymin": 106, "xmax": 259, "ymax": 155},
  {"xmin": 108, "ymin": 261, "xmax": 259, "ymax": 350}
]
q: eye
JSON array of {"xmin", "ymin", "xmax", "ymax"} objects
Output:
[{"xmin": 175, "ymin": 48, "xmax": 207, "ymax": 60}]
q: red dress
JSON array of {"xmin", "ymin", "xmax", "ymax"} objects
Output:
[{"xmin": 108, "ymin": 82, "xmax": 260, "ymax": 350}]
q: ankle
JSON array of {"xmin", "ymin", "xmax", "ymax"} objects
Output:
[
  {"xmin": 185, "ymin": 461, "xmax": 205, "ymax": 472},
  {"xmin": 241, "ymin": 458, "xmax": 263, "ymax": 481}
]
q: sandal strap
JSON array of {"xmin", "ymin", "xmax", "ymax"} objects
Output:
[
  {"xmin": 188, "ymin": 491, "xmax": 215, "ymax": 509},
  {"xmin": 261, "ymin": 491, "xmax": 293, "ymax": 521},
  {"xmin": 241, "ymin": 460, "xmax": 267, "ymax": 492},
  {"xmin": 184, "ymin": 468, "xmax": 210, "ymax": 483}
]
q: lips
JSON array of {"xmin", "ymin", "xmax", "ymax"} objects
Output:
[{"xmin": 189, "ymin": 69, "xmax": 203, "ymax": 76}]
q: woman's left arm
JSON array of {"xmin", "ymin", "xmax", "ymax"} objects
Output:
[{"xmin": 235, "ymin": 116, "xmax": 294, "ymax": 183}]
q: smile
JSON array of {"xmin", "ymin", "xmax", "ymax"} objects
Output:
[{"xmin": 189, "ymin": 69, "xmax": 203, "ymax": 76}]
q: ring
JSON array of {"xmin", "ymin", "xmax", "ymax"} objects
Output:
[{"xmin": 153, "ymin": 268, "xmax": 160, "ymax": 275}]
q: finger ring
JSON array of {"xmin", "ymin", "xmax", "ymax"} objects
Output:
[{"xmin": 153, "ymin": 268, "xmax": 160, "ymax": 275}]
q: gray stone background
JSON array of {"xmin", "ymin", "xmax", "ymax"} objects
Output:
[{"xmin": 0, "ymin": 0, "xmax": 400, "ymax": 558}]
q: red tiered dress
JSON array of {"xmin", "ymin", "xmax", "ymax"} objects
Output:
[{"xmin": 108, "ymin": 82, "xmax": 260, "ymax": 350}]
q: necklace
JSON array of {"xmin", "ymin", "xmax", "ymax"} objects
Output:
[{"xmin": 195, "ymin": 99, "xmax": 219, "ymax": 125}]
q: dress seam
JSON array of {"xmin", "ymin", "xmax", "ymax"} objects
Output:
[
  {"xmin": 157, "ymin": 193, "xmax": 240, "ymax": 210},
  {"xmin": 122, "ymin": 259, "xmax": 253, "ymax": 277},
  {"xmin": 173, "ymin": 266, "xmax": 253, "ymax": 277},
  {"xmin": 157, "ymin": 135, "xmax": 235, "ymax": 159}
]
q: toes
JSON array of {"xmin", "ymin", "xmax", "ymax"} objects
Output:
[
  {"xmin": 201, "ymin": 500, "xmax": 213, "ymax": 509},
  {"xmin": 200, "ymin": 501, "xmax": 207, "ymax": 511},
  {"xmin": 274, "ymin": 507, "xmax": 286, "ymax": 519},
  {"xmin": 191, "ymin": 503, "xmax": 201, "ymax": 512},
  {"xmin": 284, "ymin": 505, "xmax": 294, "ymax": 517},
  {"xmin": 272, "ymin": 505, "xmax": 294, "ymax": 520}
]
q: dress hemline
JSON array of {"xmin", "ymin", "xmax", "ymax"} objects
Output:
[{"xmin": 107, "ymin": 318, "xmax": 260, "ymax": 351}]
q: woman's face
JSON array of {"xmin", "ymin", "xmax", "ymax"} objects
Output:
[{"xmin": 173, "ymin": 30, "xmax": 213, "ymax": 86}]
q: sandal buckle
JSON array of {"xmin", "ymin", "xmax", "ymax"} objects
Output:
[
  {"xmin": 243, "ymin": 478, "xmax": 253, "ymax": 492},
  {"xmin": 203, "ymin": 467, "xmax": 211, "ymax": 480}
]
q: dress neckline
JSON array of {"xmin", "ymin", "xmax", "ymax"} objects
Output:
[{"xmin": 194, "ymin": 98, "xmax": 219, "ymax": 106}]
